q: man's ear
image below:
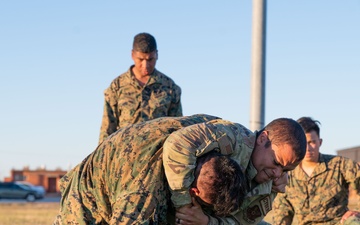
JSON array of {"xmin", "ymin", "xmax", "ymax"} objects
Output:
[
  {"xmin": 190, "ymin": 187, "xmax": 200, "ymax": 197},
  {"xmin": 257, "ymin": 131, "xmax": 268, "ymax": 145}
]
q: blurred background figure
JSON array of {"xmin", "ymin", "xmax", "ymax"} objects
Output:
[
  {"xmin": 272, "ymin": 117, "xmax": 360, "ymax": 225},
  {"xmin": 99, "ymin": 32, "xmax": 182, "ymax": 143}
]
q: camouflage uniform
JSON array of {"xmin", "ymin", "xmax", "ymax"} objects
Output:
[
  {"xmin": 272, "ymin": 154, "xmax": 360, "ymax": 225},
  {"xmin": 54, "ymin": 114, "xmax": 218, "ymax": 225},
  {"xmin": 163, "ymin": 119, "xmax": 276, "ymax": 225},
  {"xmin": 99, "ymin": 66, "xmax": 182, "ymax": 143}
]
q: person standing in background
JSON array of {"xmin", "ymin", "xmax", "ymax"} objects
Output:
[
  {"xmin": 99, "ymin": 32, "xmax": 182, "ymax": 143},
  {"xmin": 271, "ymin": 117, "xmax": 360, "ymax": 225}
]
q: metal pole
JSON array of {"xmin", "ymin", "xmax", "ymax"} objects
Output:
[{"xmin": 250, "ymin": 0, "xmax": 267, "ymax": 131}]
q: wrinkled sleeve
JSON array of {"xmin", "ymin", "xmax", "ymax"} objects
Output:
[
  {"xmin": 168, "ymin": 84, "xmax": 182, "ymax": 117},
  {"xmin": 99, "ymin": 86, "xmax": 118, "ymax": 144},
  {"xmin": 163, "ymin": 122, "xmax": 221, "ymax": 207},
  {"xmin": 271, "ymin": 192, "xmax": 294, "ymax": 225},
  {"xmin": 342, "ymin": 158, "xmax": 360, "ymax": 195}
]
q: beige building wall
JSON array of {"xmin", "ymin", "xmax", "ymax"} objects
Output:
[{"xmin": 337, "ymin": 146, "xmax": 360, "ymax": 162}]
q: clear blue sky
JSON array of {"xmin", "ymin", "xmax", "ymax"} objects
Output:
[{"xmin": 1, "ymin": 1, "xmax": 359, "ymax": 180}]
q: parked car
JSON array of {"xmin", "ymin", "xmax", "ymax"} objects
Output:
[
  {"xmin": 0, "ymin": 182, "xmax": 44, "ymax": 202},
  {"xmin": 15, "ymin": 181, "xmax": 46, "ymax": 198}
]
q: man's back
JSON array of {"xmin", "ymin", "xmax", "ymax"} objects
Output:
[{"xmin": 55, "ymin": 114, "xmax": 218, "ymax": 225}]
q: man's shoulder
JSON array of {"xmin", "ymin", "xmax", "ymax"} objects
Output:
[
  {"xmin": 153, "ymin": 69, "xmax": 169, "ymax": 79},
  {"xmin": 108, "ymin": 70, "xmax": 132, "ymax": 89},
  {"xmin": 321, "ymin": 154, "xmax": 359, "ymax": 171},
  {"xmin": 153, "ymin": 70, "xmax": 180, "ymax": 88},
  {"xmin": 321, "ymin": 153, "xmax": 353, "ymax": 163},
  {"xmin": 320, "ymin": 153, "xmax": 337, "ymax": 162}
]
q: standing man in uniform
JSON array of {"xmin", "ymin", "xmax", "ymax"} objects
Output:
[
  {"xmin": 162, "ymin": 117, "xmax": 307, "ymax": 225},
  {"xmin": 99, "ymin": 32, "xmax": 182, "ymax": 143},
  {"xmin": 271, "ymin": 117, "xmax": 360, "ymax": 225},
  {"xmin": 54, "ymin": 114, "xmax": 248, "ymax": 225}
]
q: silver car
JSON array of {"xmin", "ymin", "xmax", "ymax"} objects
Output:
[
  {"xmin": 0, "ymin": 182, "xmax": 44, "ymax": 202},
  {"xmin": 15, "ymin": 181, "xmax": 46, "ymax": 199}
]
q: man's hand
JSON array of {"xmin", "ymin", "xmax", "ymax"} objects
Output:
[
  {"xmin": 340, "ymin": 210, "xmax": 360, "ymax": 224},
  {"xmin": 175, "ymin": 197, "xmax": 209, "ymax": 225},
  {"xmin": 271, "ymin": 172, "xmax": 288, "ymax": 193}
]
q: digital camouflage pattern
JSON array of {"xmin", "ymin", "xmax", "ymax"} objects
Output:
[
  {"xmin": 53, "ymin": 114, "xmax": 218, "ymax": 225},
  {"xmin": 163, "ymin": 119, "xmax": 276, "ymax": 224},
  {"xmin": 99, "ymin": 66, "xmax": 182, "ymax": 143},
  {"xmin": 272, "ymin": 154, "xmax": 360, "ymax": 225}
]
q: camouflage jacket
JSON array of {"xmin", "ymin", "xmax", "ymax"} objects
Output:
[
  {"xmin": 54, "ymin": 114, "xmax": 218, "ymax": 225},
  {"xmin": 272, "ymin": 154, "xmax": 360, "ymax": 225},
  {"xmin": 163, "ymin": 119, "xmax": 276, "ymax": 225},
  {"xmin": 99, "ymin": 66, "xmax": 182, "ymax": 143}
]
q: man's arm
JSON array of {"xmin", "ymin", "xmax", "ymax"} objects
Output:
[
  {"xmin": 163, "ymin": 121, "xmax": 224, "ymax": 207},
  {"xmin": 99, "ymin": 87, "xmax": 118, "ymax": 144},
  {"xmin": 341, "ymin": 158, "xmax": 360, "ymax": 195},
  {"xmin": 167, "ymin": 85, "xmax": 183, "ymax": 117},
  {"xmin": 271, "ymin": 192, "xmax": 294, "ymax": 225},
  {"xmin": 341, "ymin": 158, "xmax": 360, "ymax": 222}
]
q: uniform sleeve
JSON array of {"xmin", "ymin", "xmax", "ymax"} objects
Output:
[
  {"xmin": 168, "ymin": 84, "xmax": 183, "ymax": 117},
  {"xmin": 99, "ymin": 86, "xmax": 119, "ymax": 144},
  {"xmin": 271, "ymin": 192, "xmax": 294, "ymax": 225},
  {"xmin": 163, "ymin": 122, "xmax": 222, "ymax": 207},
  {"xmin": 342, "ymin": 158, "xmax": 360, "ymax": 195}
]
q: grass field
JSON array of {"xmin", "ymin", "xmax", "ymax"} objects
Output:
[
  {"xmin": 0, "ymin": 202, "xmax": 60, "ymax": 225},
  {"xmin": 0, "ymin": 196, "xmax": 358, "ymax": 225}
]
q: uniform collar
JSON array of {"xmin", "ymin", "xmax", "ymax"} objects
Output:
[
  {"xmin": 313, "ymin": 153, "xmax": 327, "ymax": 175},
  {"xmin": 127, "ymin": 65, "xmax": 162, "ymax": 87},
  {"xmin": 293, "ymin": 153, "xmax": 327, "ymax": 180},
  {"xmin": 246, "ymin": 160, "xmax": 258, "ymax": 181},
  {"xmin": 246, "ymin": 160, "xmax": 273, "ymax": 196}
]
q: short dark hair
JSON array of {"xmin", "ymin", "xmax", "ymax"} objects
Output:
[
  {"xmin": 262, "ymin": 118, "xmax": 307, "ymax": 162},
  {"xmin": 195, "ymin": 151, "xmax": 248, "ymax": 216},
  {"xmin": 132, "ymin": 32, "xmax": 157, "ymax": 53},
  {"xmin": 297, "ymin": 117, "xmax": 321, "ymax": 136}
]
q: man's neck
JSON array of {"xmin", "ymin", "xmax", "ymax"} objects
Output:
[
  {"xmin": 131, "ymin": 68, "xmax": 151, "ymax": 86},
  {"xmin": 300, "ymin": 160, "xmax": 318, "ymax": 177},
  {"xmin": 135, "ymin": 75, "xmax": 150, "ymax": 87}
]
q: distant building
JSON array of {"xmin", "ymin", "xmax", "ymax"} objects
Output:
[
  {"xmin": 4, "ymin": 166, "xmax": 68, "ymax": 193},
  {"xmin": 337, "ymin": 146, "xmax": 360, "ymax": 162}
]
